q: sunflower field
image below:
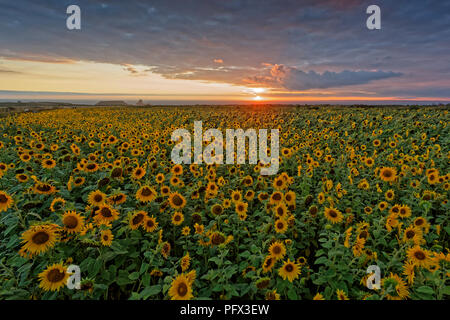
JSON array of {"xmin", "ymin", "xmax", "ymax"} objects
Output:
[{"xmin": 0, "ymin": 105, "xmax": 448, "ymax": 300}]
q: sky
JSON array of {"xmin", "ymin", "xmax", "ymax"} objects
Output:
[{"xmin": 0, "ymin": 0, "xmax": 449, "ymax": 104}]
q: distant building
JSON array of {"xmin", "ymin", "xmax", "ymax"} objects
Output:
[
  {"xmin": 95, "ymin": 100, "xmax": 128, "ymax": 106},
  {"xmin": 136, "ymin": 99, "xmax": 144, "ymax": 106}
]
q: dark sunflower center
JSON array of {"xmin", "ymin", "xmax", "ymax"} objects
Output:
[
  {"xmin": 414, "ymin": 250, "xmax": 425, "ymax": 260},
  {"xmin": 47, "ymin": 269, "xmax": 65, "ymax": 283},
  {"xmin": 328, "ymin": 210, "xmax": 337, "ymax": 218},
  {"xmin": 32, "ymin": 231, "xmax": 49, "ymax": 244},
  {"xmin": 273, "ymin": 245, "xmax": 281, "ymax": 254},
  {"xmin": 415, "ymin": 219, "xmax": 424, "ymax": 226},
  {"xmin": 101, "ymin": 207, "xmax": 112, "ymax": 218},
  {"xmin": 172, "ymin": 195, "xmax": 183, "ymax": 206},
  {"xmin": 177, "ymin": 282, "xmax": 188, "ymax": 296},
  {"xmin": 64, "ymin": 216, "xmax": 78, "ymax": 229},
  {"xmin": 383, "ymin": 170, "xmax": 392, "ymax": 177},
  {"xmin": 406, "ymin": 230, "xmax": 415, "ymax": 239},
  {"xmin": 87, "ymin": 164, "xmax": 96, "ymax": 170},
  {"xmin": 37, "ymin": 184, "xmax": 51, "ymax": 192},
  {"xmin": 141, "ymin": 188, "xmax": 152, "ymax": 197},
  {"xmin": 0, "ymin": 194, "xmax": 7, "ymax": 203},
  {"xmin": 147, "ymin": 219, "xmax": 154, "ymax": 227},
  {"xmin": 277, "ymin": 222, "xmax": 284, "ymax": 229},
  {"xmin": 132, "ymin": 214, "xmax": 144, "ymax": 225},
  {"xmin": 273, "ymin": 193, "xmax": 281, "ymax": 201},
  {"xmin": 285, "ymin": 264, "xmax": 294, "ymax": 272},
  {"xmin": 94, "ymin": 194, "xmax": 103, "ymax": 202}
]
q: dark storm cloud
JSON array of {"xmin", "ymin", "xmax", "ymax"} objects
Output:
[{"xmin": 0, "ymin": 0, "xmax": 449, "ymax": 96}]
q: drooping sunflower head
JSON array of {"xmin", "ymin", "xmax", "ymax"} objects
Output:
[{"xmin": 381, "ymin": 273, "xmax": 409, "ymax": 300}]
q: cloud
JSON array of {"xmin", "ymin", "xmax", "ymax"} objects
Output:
[
  {"xmin": 244, "ymin": 64, "xmax": 402, "ymax": 90},
  {"xmin": 0, "ymin": 0, "xmax": 448, "ymax": 98}
]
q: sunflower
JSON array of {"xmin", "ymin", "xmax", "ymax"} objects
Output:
[
  {"xmin": 413, "ymin": 216, "xmax": 430, "ymax": 233},
  {"xmin": 42, "ymin": 158, "xmax": 56, "ymax": 169},
  {"xmin": 108, "ymin": 193, "xmax": 127, "ymax": 205},
  {"xmin": 171, "ymin": 164, "xmax": 183, "ymax": 176},
  {"xmin": 136, "ymin": 185, "xmax": 157, "ymax": 203},
  {"xmin": 273, "ymin": 176, "xmax": 286, "ymax": 190},
  {"xmin": 274, "ymin": 218, "xmax": 288, "ymax": 234},
  {"xmin": 171, "ymin": 211, "xmax": 184, "ymax": 226},
  {"xmin": 161, "ymin": 241, "xmax": 171, "ymax": 259},
  {"xmin": 379, "ymin": 167, "xmax": 397, "ymax": 182},
  {"xmin": 269, "ymin": 191, "xmax": 283, "ymax": 205},
  {"xmin": 129, "ymin": 166, "xmax": 145, "ymax": 180},
  {"xmin": 278, "ymin": 259, "xmax": 300, "ymax": 282},
  {"xmin": 180, "ymin": 252, "xmax": 190, "ymax": 271},
  {"xmin": 262, "ymin": 255, "xmax": 276, "ymax": 273},
  {"xmin": 324, "ymin": 207, "xmax": 343, "ymax": 224},
  {"xmin": 378, "ymin": 201, "xmax": 388, "ymax": 211},
  {"xmin": 129, "ymin": 210, "xmax": 147, "ymax": 230},
  {"xmin": 211, "ymin": 203, "xmax": 224, "ymax": 216},
  {"xmin": 273, "ymin": 202, "xmax": 288, "ymax": 219},
  {"xmin": 336, "ymin": 289, "xmax": 349, "ymax": 300},
  {"xmin": 402, "ymin": 225, "xmax": 423, "ymax": 245},
  {"xmin": 231, "ymin": 190, "xmax": 242, "ymax": 203},
  {"xmin": 181, "ymin": 226, "xmax": 190, "ymax": 236},
  {"xmin": 34, "ymin": 182, "xmax": 57, "ymax": 195},
  {"xmin": 235, "ymin": 201, "xmax": 248, "ymax": 216},
  {"xmin": 0, "ymin": 191, "xmax": 13, "ymax": 212},
  {"xmin": 88, "ymin": 190, "xmax": 106, "ymax": 206},
  {"xmin": 73, "ymin": 176, "xmax": 85, "ymax": 187},
  {"xmin": 385, "ymin": 189, "xmax": 395, "ymax": 201},
  {"xmin": 143, "ymin": 216, "xmax": 158, "ymax": 232},
  {"xmin": 407, "ymin": 246, "xmax": 432, "ymax": 268},
  {"xmin": 38, "ymin": 263, "xmax": 69, "ymax": 291},
  {"xmin": 62, "ymin": 211, "xmax": 84, "ymax": 234},
  {"xmin": 168, "ymin": 274, "xmax": 193, "ymax": 300},
  {"xmin": 265, "ymin": 289, "xmax": 280, "ymax": 300},
  {"xmin": 398, "ymin": 205, "xmax": 412, "ymax": 218},
  {"xmin": 94, "ymin": 204, "xmax": 119, "ymax": 225},
  {"xmin": 16, "ymin": 173, "xmax": 29, "ymax": 182},
  {"xmin": 21, "ymin": 224, "xmax": 59, "ymax": 256},
  {"xmin": 268, "ymin": 241, "xmax": 286, "ymax": 260},
  {"xmin": 381, "ymin": 273, "xmax": 409, "ymax": 300},
  {"xmin": 100, "ymin": 229, "xmax": 113, "ymax": 246},
  {"xmin": 284, "ymin": 191, "xmax": 296, "ymax": 206},
  {"xmin": 313, "ymin": 293, "xmax": 325, "ymax": 300},
  {"xmin": 168, "ymin": 192, "xmax": 186, "ymax": 209}
]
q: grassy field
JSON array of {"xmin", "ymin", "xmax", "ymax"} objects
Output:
[{"xmin": 0, "ymin": 105, "xmax": 448, "ymax": 300}]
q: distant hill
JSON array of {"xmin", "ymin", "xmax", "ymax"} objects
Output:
[{"xmin": 95, "ymin": 100, "xmax": 128, "ymax": 106}]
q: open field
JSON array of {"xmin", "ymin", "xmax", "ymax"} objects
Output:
[{"xmin": 0, "ymin": 105, "xmax": 448, "ymax": 300}]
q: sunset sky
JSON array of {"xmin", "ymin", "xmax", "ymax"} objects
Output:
[{"xmin": 0, "ymin": 0, "xmax": 449, "ymax": 104}]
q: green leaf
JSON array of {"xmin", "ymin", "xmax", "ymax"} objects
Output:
[{"xmin": 140, "ymin": 285, "xmax": 161, "ymax": 299}]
